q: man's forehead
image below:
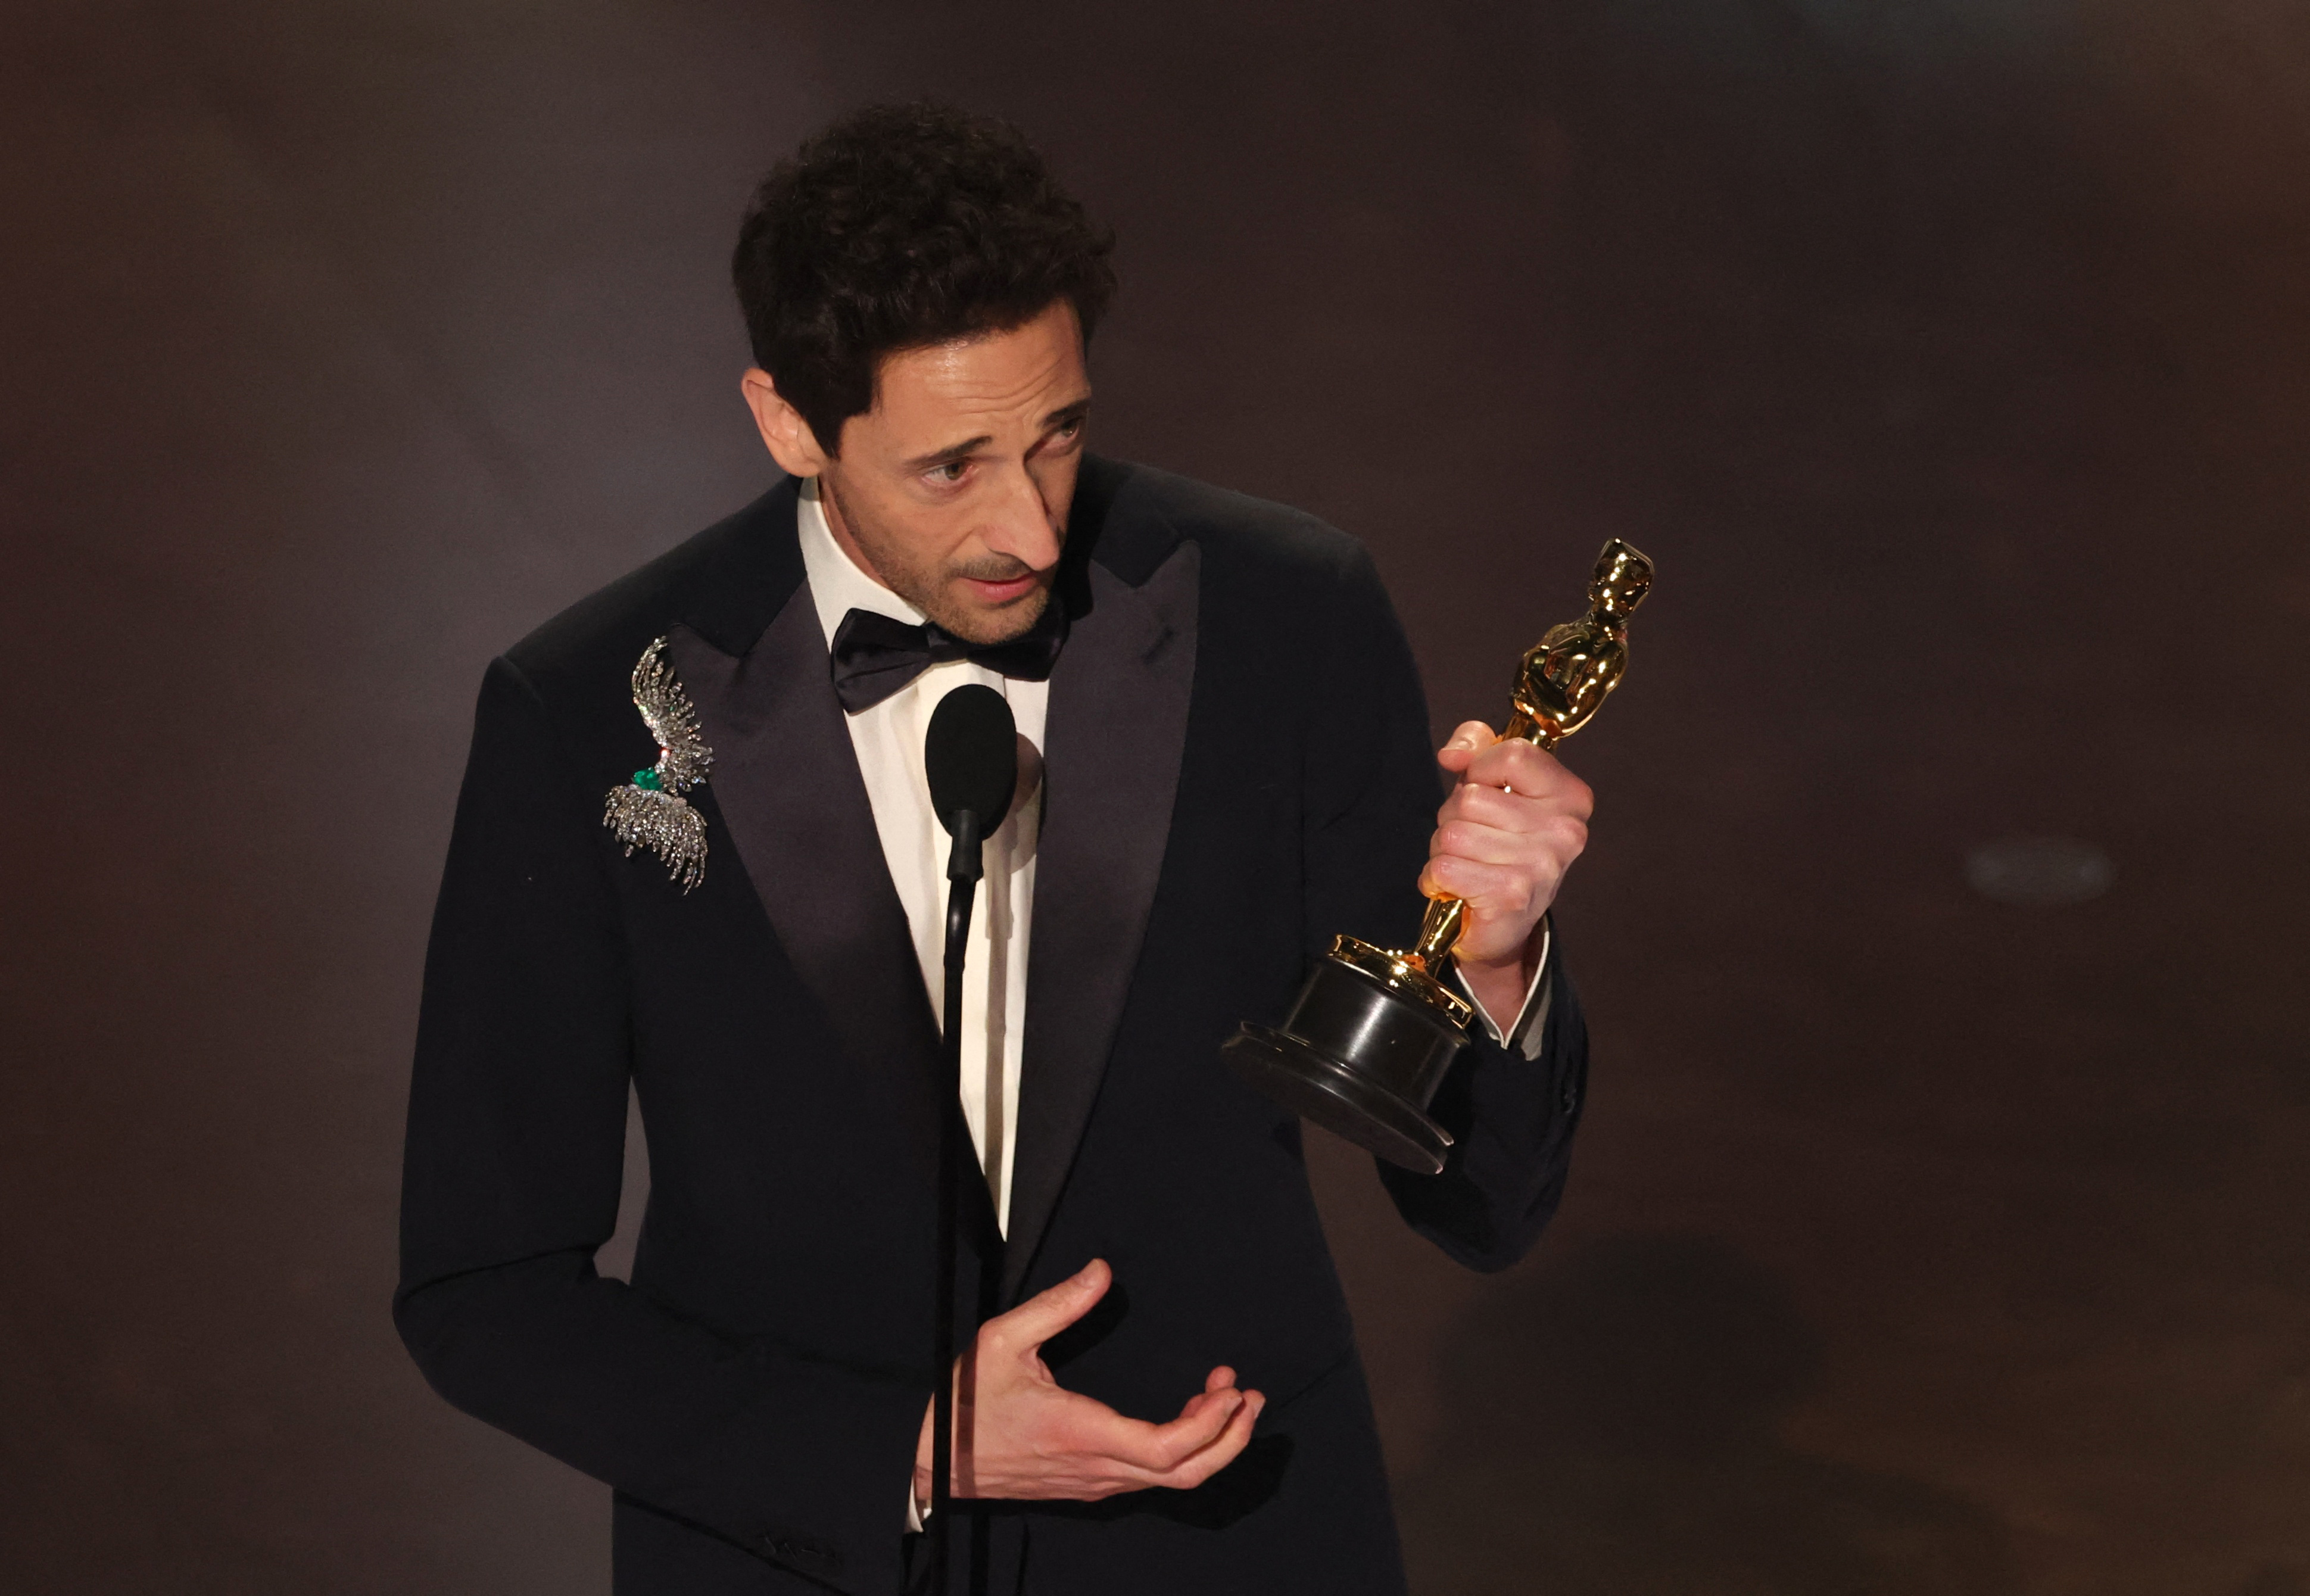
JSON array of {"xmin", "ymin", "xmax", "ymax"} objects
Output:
[{"xmin": 871, "ymin": 310, "xmax": 1088, "ymax": 434}]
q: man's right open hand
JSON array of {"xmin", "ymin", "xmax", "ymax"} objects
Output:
[{"xmin": 914, "ymin": 1259, "xmax": 1265, "ymax": 1504}]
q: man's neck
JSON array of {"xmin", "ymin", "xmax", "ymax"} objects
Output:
[{"xmin": 814, "ymin": 472, "xmax": 896, "ymax": 595}]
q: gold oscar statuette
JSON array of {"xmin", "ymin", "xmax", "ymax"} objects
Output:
[{"xmin": 1221, "ymin": 538, "xmax": 1653, "ymax": 1173}]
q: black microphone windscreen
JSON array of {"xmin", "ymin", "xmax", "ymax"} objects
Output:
[{"xmin": 925, "ymin": 683, "xmax": 1017, "ymax": 834}]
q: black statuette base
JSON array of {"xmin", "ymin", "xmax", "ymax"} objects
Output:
[{"xmin": 1222, "ymin": 956, "xmax": 1464, "ymax": 1174}]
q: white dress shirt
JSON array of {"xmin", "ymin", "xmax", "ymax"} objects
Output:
[
  {"xmin": 799, "ymin": 481, "xmax": 1045, "ymax": 1237},
  {"xmin": 1466, "ymin": 930, "xmax": 1553, "ymax": 1058}
]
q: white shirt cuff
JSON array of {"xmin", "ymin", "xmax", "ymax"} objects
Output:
[{"xmin": 1451, "ymin": 916, "xmax": 1554, "ymax": 1062}]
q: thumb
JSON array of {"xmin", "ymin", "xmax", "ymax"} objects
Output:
[
  {"xmin": 1436, "ymin": 719, "xmax": 1497, "ymax": 771},
  {"xmin": 986, "ymin": 1258, "xmax": 1110, "ymax": 1354}
]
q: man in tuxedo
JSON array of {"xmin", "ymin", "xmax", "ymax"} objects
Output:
[{"xmin": 396, "ymin": 103, "xmax": 1595, "ymax": 1594}]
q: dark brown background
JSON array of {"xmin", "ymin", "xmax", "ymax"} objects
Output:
[{"xmin": 3, "ymin": 1, "xmax": 2305, "ymax": 1591}]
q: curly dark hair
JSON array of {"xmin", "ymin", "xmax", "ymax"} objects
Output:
[{"xmin": 732, "ymin": 102, "xmax": 1117, "ymax": 456}]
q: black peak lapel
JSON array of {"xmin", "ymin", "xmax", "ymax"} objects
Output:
[
  {"xmin": 1002, "ymin": 538, "xmax": 1202, "ymax": 1302},
  {"xmin": 681, "ymin": 476, "xmax": 806, "ymax": 659},
  {"xmin": 665, "ymin": 596, "xmax": 944, "ymax": 1115}
]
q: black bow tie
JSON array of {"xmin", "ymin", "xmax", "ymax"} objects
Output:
[{"xmin": 829, "ymin": 603, "xmax": 1069, "ymax": 713}]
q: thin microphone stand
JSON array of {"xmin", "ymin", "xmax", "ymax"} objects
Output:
[{"xmin": 929, "ymin": 808, "xmax": 984, "ymax": 1594}]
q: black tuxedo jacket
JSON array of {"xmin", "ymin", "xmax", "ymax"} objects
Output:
[{"xmin": 396, "ymin": 457, "xmax": 1588, "ymax": 1595}]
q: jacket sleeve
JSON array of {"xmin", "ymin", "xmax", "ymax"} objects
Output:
[
  {"xmin": 1299, "ymin": 546, "xmax": 1589, "ymax": 1274},
  {"xmin": 394, "ymin": 656, "xmax": 924, "ymax": 1594}
]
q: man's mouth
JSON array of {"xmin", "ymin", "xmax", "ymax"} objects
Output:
[{"xmin": 959, "ymin": 571, "xmax": 1043, "ymax": 605}]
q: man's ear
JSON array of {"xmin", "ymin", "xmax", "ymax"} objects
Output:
[{"xmin": 740, "ymin": 368, "xmax": 833, "ymax": 478}]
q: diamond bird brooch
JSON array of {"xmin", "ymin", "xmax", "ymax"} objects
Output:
[{"xmin": 602, "ymin": 636, "xmax": 714, "ymax": 891}]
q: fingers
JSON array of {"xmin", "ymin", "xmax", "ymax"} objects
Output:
[
  {"xmin": 983, "ymin": 1258, "xmax": 1109, "ymax": 1358},
  {"xmin": 1460, "ymin": 741, "xmax": 1593, "ymax": 812},
  {"xmin": 1442, "ymin": 771, "xmax": 1590, "ymax": 834},
  {"xmin": 1436, "ymin": 731, "xmax": 1594, "ymax": 826},
  {"xmin": 1421, "ymin": 741, "xmax": 1591, "ymax": 917},
  {"xmin": 1417, "ymin": 853, "xmax": 1554, "ymax": 917},
  {"xmin": 1093, "ymin": 1382, "xmax": 1264, "ymax": 1486},
  {"xmin": 1433, "ymin": 721, "xmax": 1496, "ymax": 775},
  {"xmin": 1146, "ymin": 1388, "xmax": 1266, "ymax": 1490},
  {"xmin": 1064, "ymin": 1373, "xmax": 1248, "ymax": 1479},
  {"xmin": 1429, "ymin": 811, "xmax": 1590, "ymax": 869},
  {"xmin": 1183, "ymin": 1374, "xmax": 1249, "ymax": 1430},
  {"xmin": 1168, "ymin": 1366, "xmax": 1240, "ymax": 1427},
  {"xmin": 961, "ymin": 1363, "xmax": 1266, "ymax": 1501},
  {"xmin": 1133, "ymin": 1386, "xmax": 1246, "ymax": 1472},
  {"xmin": 964, "ymin": 1259, "xmax": 1276, "ymax": 1505}
]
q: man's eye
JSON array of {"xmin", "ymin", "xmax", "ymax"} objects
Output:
[{"xmin": 928, "ymin": 462, "xmax": 967, "ymax": 484}]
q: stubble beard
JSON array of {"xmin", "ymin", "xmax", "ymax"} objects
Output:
[
  {"xmin": 824, "ymin": 476, "xmax": 1056, "ymax": 646},
  {"xmin": 913, "ymin": 559, "xmax": 1051, "ymax": 645}
]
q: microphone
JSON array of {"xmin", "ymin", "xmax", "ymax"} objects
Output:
[
  {"xmin": 919, "ymin": 681, "xmax": 1017, "ymax": 1589},
  {"xmin": 925, "ymin": 682, "xmax": 1018, "ymax": 877}
]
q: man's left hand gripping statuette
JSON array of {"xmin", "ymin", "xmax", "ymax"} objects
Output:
[{"xmin": 603, "ymin": 636, "xmax": 714, "ymax": 892}]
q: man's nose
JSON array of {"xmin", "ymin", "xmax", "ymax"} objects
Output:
[{"xmin": 979, "ymin": 463, "xmax": 1062, "ymax": 571}]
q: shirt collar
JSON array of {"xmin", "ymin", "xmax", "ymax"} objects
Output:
[{"xmin": 796, "ymin": 476, "xmax": 925, "ymax": 650}]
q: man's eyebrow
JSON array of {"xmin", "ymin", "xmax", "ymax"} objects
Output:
[
  {"xmin": 903, "ymin": 402, "xmax": 1090, "ymax": 471},
  {"xmin": 902, "ymin": 434, "xmax": 993, "ymax": 472}
]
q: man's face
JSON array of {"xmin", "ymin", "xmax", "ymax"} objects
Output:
[{"xmin": 744, "ymin": 300, "xmax": 1091, "ymax": 644}]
